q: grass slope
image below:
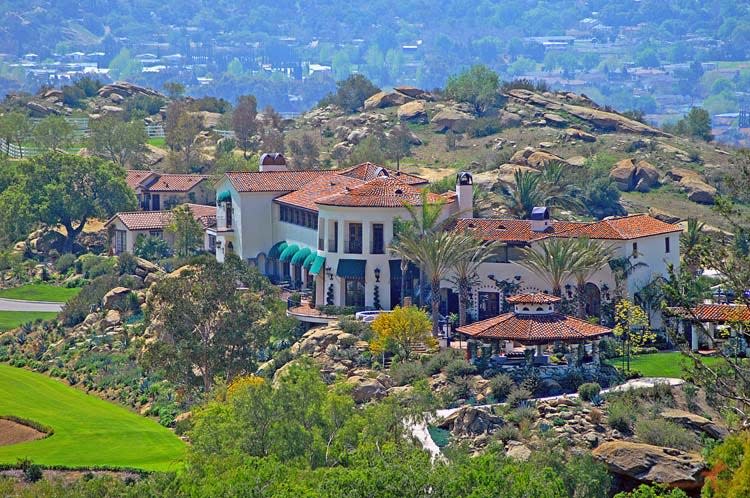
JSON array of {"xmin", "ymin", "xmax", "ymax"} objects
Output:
[
  {"xmin": 608, "ymin": 351, "xmax": 721, "ymax": 378},
  {"xmin": 0, "ymin": 311, "xmax": 58, "ymax": 331},
  {"xmin": 0, "ymin": 284, "xmax": 81, "ymax": 302},
  {"xmin": 0, "ymin": 365, "xmax": 185, "ymax": 471}
]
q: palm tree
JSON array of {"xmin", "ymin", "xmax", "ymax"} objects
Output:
[
  {"xmin": 449, "ymin": 236, "xmax": 502, "ymax": 326},
  {"xmin": 682, "ymin": 217, "xmax": 705, "ymax": 275},
  {"xmin": 500, "ymin": 165, "xmax": 583, "ymax": 219},
  {"xmin": 391, "ymin": 230, "xmax": 472, "ymax": 337},
  {"xmin": 570, "ymin": 238, "xmax": 616, "ymax": 318},
  {"xmin": 609, "ymin": 255, "xmax": 648, "ymax": 300},
  {"xmin": 392, "ymin": 218, "xmax": 419, "ymax": 306},
  {"xmin": 518, "ymin": 237, "xmax": 581, "ymax": 296}
]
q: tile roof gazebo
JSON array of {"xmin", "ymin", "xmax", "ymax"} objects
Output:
[{"xmin": 456, "ymin": 293, "xmax": 612, "ymax": 366}]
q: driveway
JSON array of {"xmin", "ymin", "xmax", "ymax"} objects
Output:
[{"xmin": 0, "ymin": 298, "xmax": 63, "ymax": 313}]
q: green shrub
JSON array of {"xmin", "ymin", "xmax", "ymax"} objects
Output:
[
  {"xmin": 54, "ymin": 253, "xmax": 76, "ymax": 273},
  {"xmin": 495, "ymin": 424, "xmax": 520, "ymax": 443},
  {"xmin": 117, "ymin": 252, "xmax": 138, "ymax": 276},
  {"xmin": 60, "ymin": 274, "xmax": 119, "ymax": 326},
  {"xmin": 423, "ymin": 349, "xmax": 463, "ymax": 376},
  {"xmin": 598, "ymin": 337, "xmax": 619, "ymax": 359},
  {"xmin": 443, "ymin": 359, "xmax": 477, "ymax": 381},
  {"xmin": 467, "ymin": 116, "xmax": 503, "ymax": 137},
  {"xmin": 338, "ymin": 316, "xmax": 371, "ymax": 339},
  {"xmin": 508, "ymin": 405, "xmax": 537, "ymax": 424},
  {"xmin": 634, "ymin": 418, "xmax": 697, "ymax": 451},
  {"xmin": 607, "ymin": 400, "xmax": 637, "ymax": 433},
  {"xmin": 578, "ymin": 383, "xmax": 602, "ymax": 402},
  {"xmin": 18, "ymin": 458, "xmax": 42, "ymax": 483},
  {"xmin": 506, "ymin": 387, "xmax": 532, "ymax": 408},
  {"xmin": 488, "ymin": 373, "xmax": 515, "ymax": 402},
  {"xmin": 390, "ymin": 361, "xmax": 426, "ymax": 386}
]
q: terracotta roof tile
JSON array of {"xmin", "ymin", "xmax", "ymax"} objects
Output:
[
  {"xmin": 274, "ymin": 175, "xmax": 365, "ymax": 212},
  {"xmin": 338, "ymin": 162, "xmax": 428, "ymax": 185},
  {"xmin": 147, "ymin": 174, "xmax": 210, "ymax": 192},
  {"xmin": 316, "ymin": 177, "xmax": 454, "ymax": 208},
  {"xmin": 668, "ymin": 304, "xmax": 750, "ymax": 322},
  {"xmin": 506, "ymin": 293, "xmax": 562, "ymax": 304},
  {"xmin": 106, "ymin": 204, "xmax": 216, "ymax": 231},
  {"xmin": 125, "ymin": 170, "xmax": 157, "ymax": 189},
  {"xmin": 226, "ymin": 170, "xmax": 334, "ymax": 192},
  {"xmin": 554, "ymin": 214, "xmax": 682, "ymax": 240},
  {"xmin": 456, "ymin": 312, "xmax": 611, "ymax": 344},
  {"xmin": 454, "ymin": 218, "xmax": 586, "ymax": 243}
]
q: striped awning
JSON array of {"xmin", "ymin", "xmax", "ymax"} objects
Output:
[
  {"xmin": 337, "ymin": 259, "xmax": 366, "ymax": 278},
  {"xmin": 303, "ymin": 251, "xmax": 317, "ymax": 270},
  {"xmin": 279, "ymin": 244, "xmax": 300, "ymax": 262},
  {"xmin": 309, "ymin": 255, "xmax": 326, "ymax": 276},
  {"xmin": 291, "ymin": 247, "xmax": 312, "ymax": 265},
  {"xmin": 268, "ymin": 241, "xmax": 287, "ymax": 259}
]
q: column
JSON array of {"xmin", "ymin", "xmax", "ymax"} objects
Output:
[
  {"xmin": 535, "ymin": 344, "xmax": 544, "ymax": 357},
  {"xmin": 592, "ymin": 340, "xmax": 600, "ymax": 364},
  {"xmin": 691, "ymin": 323, "xmax": 699, "ymax": 351}
]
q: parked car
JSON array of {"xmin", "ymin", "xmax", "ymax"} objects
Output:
[{"xmin": 355, "ymin": 310, "xmax": 391, "ymax": 323}]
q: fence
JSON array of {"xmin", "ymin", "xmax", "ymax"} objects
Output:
[
  {"xmin": 145, "ymin": 124, "xmax": 165, "ymax": 138},
  {"xmin": 0, "ymin": 139, "xmax": 41, "ymax": 159}
]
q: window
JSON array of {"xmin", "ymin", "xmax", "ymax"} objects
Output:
[
  {"xmin": 226, "ymin": 201, "xmax": 233, "ymax": 228},
  {"xmin": 114, "ymin": 230, "xmax": 126, "ymax": 254},
  {"xmin": 632, "ymin": 242, "xmax": 638, "ymax": 257},
  {"xmin": 208, "ymin": 234, "xmax": 216, "ymax": 253},
  {"xmin": 665, "ymin": 237, "xmax": 670, "ymax": 254},
  {"xmin": 478, "ymin": 292, "xmax": 500, "ymax": 320},
  {"xmin": 372, "ymin": 223, "xmax": 384, "ymax": 254},
  {"xmin": 347, "ymin": 223, "xmax": 363, "ymax": 254},
  {"xmin": 318, "ymin": 218, "xmax": 325, "ymax": 250},
  {"xmin": 486, "ymin": 245, "xmax": 509, "ymax": 263},
  {"xmin": 280, "ymin": 205, "xmax": 317, "ymax": 230},
  {"xmin": 329, "ymin": 221, "xmax": 338, "ymax": 252},
  {"xmin": 149, "ymin": 230, "xmax": 163, "ymax": 238},
  {"xmin": 345, "ymin": 278, "xmax": 365, "ymax": 308}
]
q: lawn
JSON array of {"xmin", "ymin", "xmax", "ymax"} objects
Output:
[
  {"xmin": 0, "ymin": 311, "xmax": 59, "ymax": 331},
  {"xmin": 0, "ymin": 284, "xmax": 81, "ymax": 302},
  {"xmin": 0, "ymin": 365, "xmax": 186, "ymax": 471},
  {"xmin": 148, "ymin": 137, "xmax": 166, "ymax": 148},
  {"xmin": 608, "ymin": 351, "xmax": 721, "ymax": 378}
]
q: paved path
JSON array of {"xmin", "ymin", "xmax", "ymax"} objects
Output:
[
  {"xmin": 413, "ymin": 377, "xmax": 685, "ymax": 459},
  {"xmin": 0, "ymin": 298, "xmax": 63, "ymax": 313}
]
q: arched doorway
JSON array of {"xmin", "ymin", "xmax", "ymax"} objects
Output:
[{"xmin": 584, "ymin": 283, "xmax": 601, "ymax": 317}]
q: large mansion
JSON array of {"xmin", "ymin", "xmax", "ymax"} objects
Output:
[{"xmin": 210, "ymin": 157, "xmax": 681, "ymax": 325}]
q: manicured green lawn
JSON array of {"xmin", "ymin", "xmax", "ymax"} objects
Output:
[
  {"xmin": 608, "ymin": 351, "xmax": 721, "ymax": 378},
  {"xmin": 0, "ymin": 311, "xmax": 59, "ymax": 331},
  {"xmin": 0, "ymin": 365, "xmax": 186, "ymax": 471},
  {"xmin": 148, "ymin": 137, "xmax": 166, "ymax": 148},
  {"xmin": 0, "ymin": 284, "xmax": 81, "ymax": 302}
]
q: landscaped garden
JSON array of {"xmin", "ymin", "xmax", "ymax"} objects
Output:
[
  {"xmin": 607, "ymin": 351, "xmax": 722, "ymax": 379},
  {"xmin": 0, "ymin": 283, "xmax": 81, "ymax": 302},
  {"xmin": 0, "ymin": 364, "xmax": 186, "ymax": 471}
]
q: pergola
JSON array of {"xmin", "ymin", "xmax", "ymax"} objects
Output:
[
  {"xmin": 456, "ymin": 293, "xmax": 612, "ymax": 366},
  {"xmin": 667, "ymin": 303, "xmax": 750, "ymax": 353}
]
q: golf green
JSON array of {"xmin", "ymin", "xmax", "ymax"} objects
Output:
[{"xmin": 0, "ymin": 364, "xmax": 186, "ymax": 471}]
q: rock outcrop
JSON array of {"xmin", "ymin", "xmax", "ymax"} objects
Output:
[
  {"xmin": 346, "ymin": 375, "xmax": 387, "ymax": 403},
  {"xmin": 438, "ymin": 406, "xmax": 504, "ymax": 437},
  {"xmin": 593, "ymin": 441, "xmax": 706, "ymax": 490},
  {"xmin": 610, "ymin": 159, "xmax": 661, "ymax": 192},
  {"xmin": 102, "ymin": 287, "xmax": 132, "ymax": 310},
  {"xmin": 397, "ymin": 101, "xmax": 427, "ymax": 123},
  {"xmin": 364, "ymin": 91, "xmax": 413, "ymax": 110},
  {"xmin": 432, "ymin": 104, "xmax": 476, "ymax": 132},
  {"xmin": 660, "ymin": 409, "xmax": 728, "ymax": 440},
  {"xmin": 666, "ymin": 168, "xmax": 717, "ymax": 204}
]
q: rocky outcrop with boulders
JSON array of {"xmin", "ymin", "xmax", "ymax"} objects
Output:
[
  {"xmin": 364, "ymin": 90, "xmax": 413, "ymax": 110},
  {"xmin": 98, "ymin": 82, "xmax": 165, "ymax": 100},
  {"xmin": 438, "ymin": 406, "xmax": 504, "ymax": 437},
  {"xmin": 398, "ymin": 101, "xmax": 427, "ymax": 123},
  {"xmin": 665, "ymin": 168, "xmax": 717, "ymax": 204},
  {"xmin": 432, "ymin": 103, "xmax": 476, "ymax": 132},
  {"xmin": 660, "ymin": 409, "xmax": 728, "ymax": 439},
  {"xmin": 609, "ymin": 159, "xmax": 661, "ymax": 192},
  {"xmin": 593, "ymin": 441, "xmax": 706, "ymax": 490}
]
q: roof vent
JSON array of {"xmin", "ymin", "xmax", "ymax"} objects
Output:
[{"xmin": 394, "ymin": 188, "xmax": 404, "ymax": 195}]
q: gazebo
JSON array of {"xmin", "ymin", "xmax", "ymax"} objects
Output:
[{"xmin": 456, "ymin": 293, "xmax": 612, "ymax": 367}]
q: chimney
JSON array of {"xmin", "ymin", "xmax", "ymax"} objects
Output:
[
  {"xmin": 259, "ymin": 152, "xmax": 288, "ymax": 172},
  {"xmin": 456, "ymin": 171, "xmax": 473, "ymax": 216},
  {"xmin": 530, "ymin": 206, "xmax": 551, "ymax": 232}
]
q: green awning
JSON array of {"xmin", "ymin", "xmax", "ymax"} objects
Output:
[
  {"xmin": 309, "ymin": 255, "xmax": 326, "ymax": 276},
  {"xmin": 217, "ymin": 190, "xmax": 232, "ymax": 202},
  {"xmin": 302, "ymin": 251, "xmax": 317, "ymax": 270},
  {"xmin": 279, "ymin": 244, "xmax": 299, "ymax": 262},
  {"xmin": 291, "ymin": 247, "xmax": 311, "ymax": 265},
  {"xmin": 268, "ymin": 241, "xmax": 287, "ymax": 259},
  {"xmin": 337, "ymin": 259, "xmax": 366, "ymax": 278}
]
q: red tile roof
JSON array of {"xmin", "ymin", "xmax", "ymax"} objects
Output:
[
  {"xmin": 106, "ymin": 204, "xmax": 216, "ymax": 231},
  {"xmin": 225, "ymin": 170, "xmax": 334, "ymax": 192},
  {"xmin": 338, "ymin": 162, "xmax": 428, "ymax": 185},
  {"xmin": 668, "ymin": 304, "xmax": 750, "ymax": 322},
  {"xmin": 506, "ymin": 293, "xmax": 561, "ymax": 304},
  {"xmin": 147, "ymin": 174, "xmax": 210, "ymax": 192},
  {"xmin": 456, "ymin": 312, "xmax": 611, "ymax": 344},
  {"xmin": 454, "ymin": 214, "xmax": 681, "ymax": 243},
  {"xmin": 316, "ymin": 177, "xmax": 454, "ymax": 208},
  {"xmin": 125, "ymin": 170, "xmax": 157, "ymax": 189},
  {"xmin": 274, "ymin": 175, "xmax": 365, "ymax": 212}
]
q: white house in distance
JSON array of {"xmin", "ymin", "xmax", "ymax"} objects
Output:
[
  {"xmin": 213, "ymin": 156, "xmax": 681, "ymax": 326},
  {"xmin": 106, "ymin": 204, "xmax": 217, "ymax": 255},
  {"xmin": 125, "ymin": 170, "xmax": 214, "ymax": 211}
]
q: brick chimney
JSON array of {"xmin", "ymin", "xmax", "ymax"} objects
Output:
[{"xmin": 456, "ymin": 171, "xmax": 473, "ymax": 216}]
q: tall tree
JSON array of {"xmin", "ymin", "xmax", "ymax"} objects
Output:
[
  {"xmin": 9, "ymin": 153, "xmax": 136, "ymax": 252},
  {"xmin": 166, "ymin": 205, "xmax": 204, "ymax": 257},
  {"xmin": 144, "ymin": 256, "xmax": 278, "ymax": 394},
  {"xmin": 33, "ymin": 115, "xmax": 74, "ymax": 152},
  {"xmin": 233, "ymin": 95, "xmax": 259, "ymax": 159},
  {"xmin": 449, "ymin": 236, "xmax": 502, "ymax": 326},
  {"xmin": 88, "ymin": 115, "xmax": 147, "ymax": 167},
  {"xmin": 287, "ymin": 134, "xmax": 320, "ymax": 170},
  {"xmin": 0, "ymin": 112, "xmax": 32, "ymax": 157},
  {"xmin": 445, "ymin": 64, "xmax": 500, "ymax": 115},
  {"xmin": 518, "ymin": 237, "xmax": 581, "ymax": 297},
  {"xmin": 385, "ymin": 124, "xmax": 413, "ymax": 171},
  {"xmin": 570, "ymin": 238, "xmax": 616, "ymax": 318},
  {"xmin": 165, "ymin": 101, "xmax": 201, "ymax": 170},
  {"xmin": 501, "ymin": 167, "xmax": 583, "ymax": 219},
  {"xmin": 681, "ymin": 217, "xmax": 706, "ymax": 275}
]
